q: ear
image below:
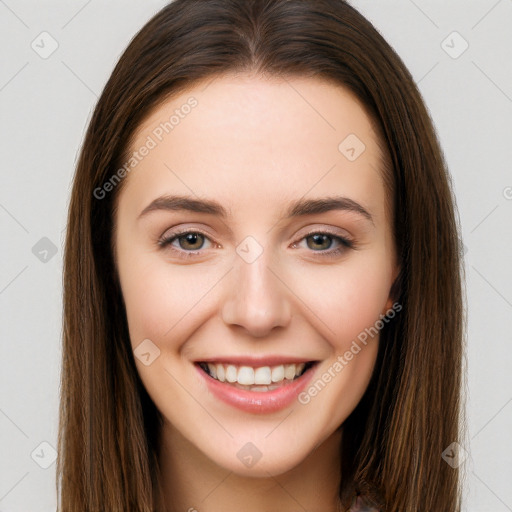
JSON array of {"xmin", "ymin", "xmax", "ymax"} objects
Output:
[{"xmin": 383, "ymin": 264, "xmax": 401, "ymax": 313}]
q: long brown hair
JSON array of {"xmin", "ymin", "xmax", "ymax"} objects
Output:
[{"xmin": 58, "ymin": 1, "xmax": 465, "ymax": 510}]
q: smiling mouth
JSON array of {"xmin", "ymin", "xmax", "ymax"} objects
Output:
[{"xmin": 196, "ymin": 361, "xmax": 316, "ymax": 392}]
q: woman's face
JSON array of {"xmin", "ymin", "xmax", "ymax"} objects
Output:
[{"xmin": 114, "ymin": 73, "xmax": 398, "ymax": 476}]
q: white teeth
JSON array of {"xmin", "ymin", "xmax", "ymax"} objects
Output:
[
  {"xmin": 284, "ymin": 364, "xmax": 296, "ymax": 380},
  {"xmin": 216, "ymin": 363, "xmax": 225, "ymax": 382},
  {"xmin": 202, "ymin": 361, "xmax": 310, "ymax": 386},
  {"xmin": 250, "ymin": 385, "xmax": 273, "ymax": 392},
  {"xmin": 237, "ymin": 366, "xmax": 255, "ymax": 385},
  {"xmin": 271, "ymin": 365, "xmax": 284, "ymax": 382},
  {"xmin": 254, "ymin": 366, "xmax": 272, "ymax": 385},
  {"xmin": 207, "ymin": 363, "xmax": 217, "ymax": 379},
  {"xmin": 225, "ymin": 365, "xmax": 237, "ymax": 383}
]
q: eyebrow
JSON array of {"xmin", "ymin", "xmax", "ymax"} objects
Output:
[
  {"xmin": 139, "ymin": 195, "xmax": 227, "ymax": 218},
  {"xmin": 138, "ymin": 194, "xmax": 373, "ymax": 223},
  {"xmin": 287, "ymin": 197, "xmax": 373, "ymax": 222}
]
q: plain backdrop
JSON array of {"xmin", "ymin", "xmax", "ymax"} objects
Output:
[{"xmin": 0, "ymin": 1, "xmax": 511, "ymax": 510}]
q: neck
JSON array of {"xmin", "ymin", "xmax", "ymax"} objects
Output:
[{"xmin": 158, "ymin": 424, "xmax": 343, "ymax": 512}]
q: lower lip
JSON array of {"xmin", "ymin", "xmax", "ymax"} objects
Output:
[{"xmin": 195, "ymin": 363, "xmax": 317, "ymax": 414}]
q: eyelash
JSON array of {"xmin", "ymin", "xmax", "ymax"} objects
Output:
[
  {"xmin": 294, "ymin": 230, "xmax": 354, "ymax": 258},
  {"xmin": 157, "ymin": 229, "xmax": 354, "ymax": 259},
  {"xmin": 158, "ymin": 229, "xmax": 214, "ymax": 259}
]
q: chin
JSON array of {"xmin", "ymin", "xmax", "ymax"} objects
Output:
[{"xmin": 199, "ymin": 429, "xmax": 320, "ymax": 478}]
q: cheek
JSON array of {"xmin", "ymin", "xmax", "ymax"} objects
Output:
[
  {"xmin": 291, "ymin": 260, "xmax": 390, "ymax": 424},
  {"xmin": 285, "ymin": 257, "xmax": 393, "ymax": 350},
  {"xmin": 333, "ymin": 267, "xmax": 390, "ymax": 340},
  {"xmin": 118, "ymin": 255, "xmax": 222, "ymax": 349},
  {"xmin": 120, "ymin": 260, "xmax": 170, "ymax": 344}
]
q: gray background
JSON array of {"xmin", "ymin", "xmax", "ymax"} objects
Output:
[{"xmin": 0, "ymin": 0, "xmax": 511, "ymax": 510}]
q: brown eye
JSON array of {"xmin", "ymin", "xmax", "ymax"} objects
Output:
[
  {"xmin": 177, "ymin": 232, "xmax": 206, "ymax": 250},
  {"xmin": 306, "ymin": 234, "xmax": 334, "ymax": 251},
  {"xmin": 158, "ymin": 231, "xmax": 213, "ymax": 254},
  {"xmin": 294, "ymin": 231, "xmax": 354, "ymax": 258}
]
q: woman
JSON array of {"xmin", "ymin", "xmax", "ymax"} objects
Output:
[{"xmin": 57, "ymin": 1, "xmax": 465, "ymax": 510}]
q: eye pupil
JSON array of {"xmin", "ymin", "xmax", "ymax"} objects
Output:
[
  {"xmin": 179, "ymin": 233, "xmax": 204, "ymax": 250},
  {"xmin": 307, "ymin": 234, "xmax": 332, "ymax": 250}
]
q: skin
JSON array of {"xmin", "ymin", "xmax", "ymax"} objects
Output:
[{"xmin": 114, "ymin": 73, "xmax": 398, "ymax": 512}]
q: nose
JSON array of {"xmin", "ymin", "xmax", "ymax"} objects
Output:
[{"xmin": 221, "ymin": 253, "xmax": 292, "ymax": 338}]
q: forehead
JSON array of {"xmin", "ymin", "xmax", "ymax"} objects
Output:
[{"xmin": 119, "ymin": 73, "xmax": 387, "ymax": 223}]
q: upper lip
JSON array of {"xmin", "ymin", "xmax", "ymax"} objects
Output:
[{"xmin": 195, "ymin": 356, "xmax": 317, "ymax": 366}]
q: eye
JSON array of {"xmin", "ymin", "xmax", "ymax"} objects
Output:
[
  {"xmin": 306, "ymin": 233, "xmax": 337, "ymax": 251},
  {"xmin": 158, "ymin": 230, "xmax": 213, "ymax": 255},
  {"xmin": 294, "ymin": 231, "xmax": 354, "ymax": 257},
  {"xmin": 174, "ymin": 232, "xmax": 207, "ymax": 251}
]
